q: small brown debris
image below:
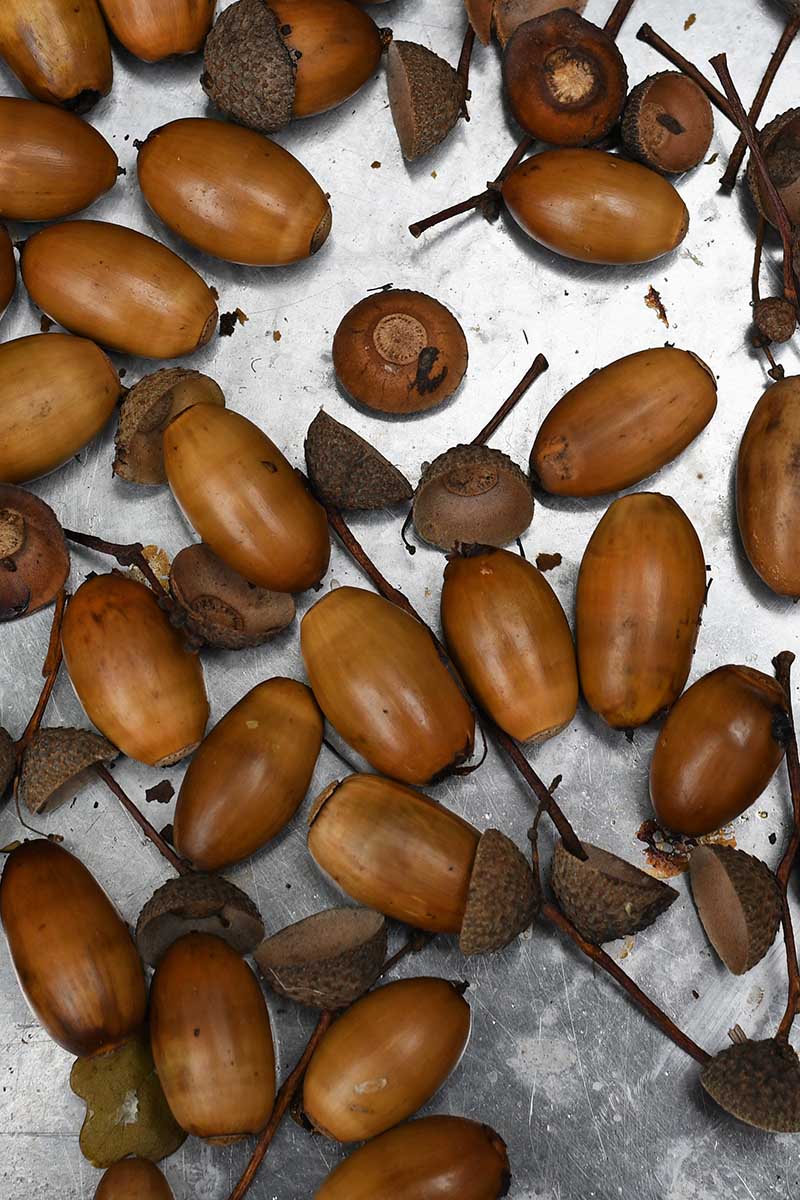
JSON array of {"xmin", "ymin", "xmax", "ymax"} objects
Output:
[
  {"xmin": 209, "ymin": 285, "xmax": 219, "ymax": 300},
  {"xmin": 219, "ymin": 311, "xmax": 238, "ymax": 336},
  {"xmin": 645, "ymin": 285, "xmax": 669, "ymax": 327},
  {"xmin": 39, "ymin": 315, "xmax": 54, "ymax": 333},
  {"xmin": 371, "ymin": 160, "xmax": 381, "ymax": 168},
  {"xmin": 705, "ymin": 152, "xmax": 718, "ymax": 164},
  {"xmin": 235, "ymin": 307, "xmax": 249, "ymax": 325},
  {"xmin": 536, "ymin": 552, "xmax": 562, "ymax": 572},
  {"xmin": 636, "ymin": 818, "xmax": 736, "ymax": 878},
  {"xmin": 684, "ymin": 13, "xmax": 696, "ymax": 29},
  {"xmin": 145, "ymin": 780, "xmax": 175, "ymax": 805},
  {"xmin": 273, "ymin": 330, "xmax": 282, "ymax": 342}
]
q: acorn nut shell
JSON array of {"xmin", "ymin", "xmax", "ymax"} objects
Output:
[
  {"xmin": 18, "ymin": 727, "xmax": 117, "ymax": 814},
  {"xmin": 689, "ymin": 845, "xmax": 781, "ymax": 975},
  {"xmin": 98, "ymin": 0, "xmax": 215, "ymax": 61},
  {"xmin": 136, "ymin": 873, "xmax": 265, "ymax": 967},
  {"xmin": 414, "ymin": 445, "xmax": 534, "ymax": 552},
  {"xmin": 94, "ymin": 1158, "xmax": 174, "ymax": 1200},
  {"xmin": 0, "ymin": 0, "xmax": 112, "ymax": 111},
  {"xmin": 701, "ymin": 1038, "xmax": 800, "ymax": 1133},
  {"xmin": 0, "ymin": 484, "xmax": 69, "ymax": 621},
  {"xmin": 305, "ymin": 410, "xmax": 413, "ymax": 510}
]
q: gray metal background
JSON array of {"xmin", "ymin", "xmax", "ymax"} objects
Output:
[{"xmin": 1, "ymin": 0, "xmax": 799, "ymax": 1196}]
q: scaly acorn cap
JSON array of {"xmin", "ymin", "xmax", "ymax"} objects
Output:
[
  {"xmin": 135, "ymin": 873, "xmax": 264, "ymax": 967},
  {"xmin": 18, "ymin": 728, "xmax": 118, "ymax": 815},
  {"xmin": 689, "ymin": 844, "xmax": 781, "ymax": 975},
  {"xmin": 414, "ymin": 444, "xmax": 534, "ymax": 551},
  {"xmin": 753, "ymin": 296, "xmax": 797, "ymax": 345},
  {"xmin": 255, "ymin": 907, "xmax": 388, "ymax": 1008},
  {"xmin": 305, "ymin": 410, "xmax": 413, "ymax": 510},
  {"xmin": 0, "ymin": 728, "xmax": 15, "ymax": 797},
  {"xmin": 386, "ymin": 41, "xmax": 466, "ymax": 161},
  {"xmin": 201, "ymin": 0, "xmax": 296, "ymax": 133},
  {"xmin": 114, "ymin": 369, "xmax": 224, "ymax": 485},
  {"xmin": 747, "ymin": 107, "xmax": 800, "ymax": 228},
  {"xmin": 621, "ymin": 72, "xmax": 713, "ymax": 175},
  {"xmin": 701, "ymin": 1037, "xmax": 800, "ymax": 1133},
  {"xmin": 459, "ymin": 829, "xmax": 539, "ymax": 955},
  {"xmin": 551, "ymin": 840, "xmax": 678, "ymax": 944}
]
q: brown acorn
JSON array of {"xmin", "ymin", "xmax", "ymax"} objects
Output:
[
  {"xmin": 493, "ymin": 1, "xmax": 587, "ymax": 48},
  {"xmin": 622, "ymin": 72, "xmax": 714, "ymax": 174},
  {"xmin": 689, "ymin": 845, "xmax": 781, "ymax": 975},
  {"xmin": 747, "ymin": 108, "xmax": 800, "ymax": 228},
  {"xmin": 0, "ymin": 728, "xmax": 14, "ymax": 797},
  {"xmin": 701, "ymin": 1037, "xmax": 800, "ymax": 1133},
  {"xmin": 0, "ymin": 485, "xmax": 69, "ymax": 621},
  {"xmin": 0, "ymin": 224, "xmax": 14, "ymax": 317},
  {"xmin": 305, "ymin": 410, "xmax": 413, "ymax": 510},
  {"xmin": 753, "ymin": 296, "xmax": 797, "ymax": 345},
  {"xmin": 458, "ymin": 828, "xmax": 539, "ymax": 955},
  {"xmin": 98, "ymin": 0, "xmax": 215, "ymax": 61},
  {"xmin": 18, "ymin": 727, "xmax": 117, "ymax": 814},
  {"xmin": 464, "ymin": 0, "xmax": 494, "ymax": 45},
  {"xmin": 135, "ymin": 873, "xmax": 265, "ymax": 967},
  {"xmin": 95, "ymin": 1158, "xmax": 173, "ymax": 1200},
  {"xmin": 114, "ymin": 369, "xmax": 225, "ymax": 487},
  {"xmin": 0, "ymin": 0, "xmax": 112, "ymax": 111},
  {"xmin": 386, "ymin": 41, "xmax": 466, "ymax": 161},
  {"xmin": 551, "ymin": 840, "xmax": 678, "ymax": 944}
]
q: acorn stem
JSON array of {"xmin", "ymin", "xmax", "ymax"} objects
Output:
[
  {"xmin": 63, "ymin": 529, "xmax": 173, "ymax": 610},
  {"xmin": 752, "ymin": 215, "xmax": 765, "ymax": 306},
  {"xmin": 772, "ymin": 651, "xmax": 800, "ymax": 1042},
  {"xmin": 469, "ymin": 353, "xmax": 549, "ymax": 446},
  {"xmin": 603, "ymin": 0, "xmax": 638, "ymax": 40},
  {"xmin": 95, "ymin": 764, "xmax": 191, "ymax": 876},
  {"xmin": 491, "ymin": 723, "xmax": 585, "ymax": 860},
  {"xmin": 636, "ymin": 25, "xmax": 736, "ymax": 125},
  {"xmin": 16, "ymin": 588, "xmax": 67, "ymax": 762},
  {"xmin": 456, "ymin": 23, "xmax": 475, "ymax": 121}
]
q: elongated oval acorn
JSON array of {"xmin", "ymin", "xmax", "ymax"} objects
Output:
[
  {"xmin": 0, "ymin": 0, "xmax": 112, "ymax": 111},
  {"xmin": 150, "ymin": 932, "xmax": 276, "ymax": 1141},
  {"xmin": 137, "ymin": 118, "xmax": 332, "ymax": 265},
  {"xmin": 622, "ymin": 72, "xmax": 714, "ymax": 174},
  {"xmin": 701, "ymin": 1038, "xmax": 800, "ymax": 1133},
  {"xmin": 305, "ymin": 410, "xmax": 413, "ymax": 510},
  {"xmin": 301, "ymin": 587, "xmax": 474, "ymax": 785},
  {"xmin": 304, "ymin": 977, "xmax": 471, "ymax": 1142},
  {"xmin": 0, "ymin": 841, "xmax": 147, "ymax": 1057},
  {"xmin": 0, "ymin": 485, "xmax": 69, "ymax": 621},
  {"xmin": 114, "ymin": 369, "xmax": 225, "ymax": 487},
  {"xmin": 0, "ymin": 333, "xmax": 120, "ymax": 485},
  {"xmin": 551, "ymin": 840, "xmax": 678, "ymax": 944},
  {"xmin": 576, "ymin": 493, "xmax": 706, "ymax": 729},
  {"xmin": 95, "ymin": 1158, "xmax": 173, "ymax": 1200},
  {"xmin": 136, "ymin": 874, "xmax": 265, "ymax": 966},
  {"xmin": 493, "ymin": 0, "xmax": 588, "ymax": 48},
  {"xmin": 650, "ymin": 665, "xmax": 790, "ymax": 836},
  {"xmin": 18, "ymin": 727, "xmax": 117, "ymax": 814},
  {"xmin": 21, "ymin": 220, "xmax": 218, "ymax": 360},
  {"xmin": 315, "ymin": 1115, "xmax": 512, "ymax": 1200},
  {"xmin": 531, "ymin": 348, "xmax": 717, "ymax": 496},
  {"xmin": 747, "ymin": 108, "xmax": 800, "ymax": 228},
  {"xmin": 0, "ymin": 225, "xmax": 14, "ymax": 317},
  {"xmin": 61, "ymin": 572, "xmax": 209, "ymax": 767},
  {"xmin": 689, "ymin": 845, "xmax": 781, "ymax": 975},
  {"xmin": 441, "ymin": 547, "xmax": 577, "ymax": 743},
  {"xmin": 164, "ymin": 405, "xmax": 330, "ymax": 593},
  {"xmin": 502, "ymin": 148, "xmax": 689, "ymax": 264},
  {"xmin": 98, "ymin": 0, "xmax": 216, "ymax": 61},
  {"xmin": 414, "ymin": 446, "xmax": 534, "ymax": 551},
  {"xmin": 386, "ymin": 40, "xmax": 466, "ymax": 161}
]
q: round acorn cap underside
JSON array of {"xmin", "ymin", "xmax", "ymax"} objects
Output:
[
  {"xmin": 622, "ymin": 72, "xmax": 713, "ymax": 174},
  {"xmin": 136, "ymin": 873, "xmax": 265, "ymax": 966},
  {"xmin": 18, "ymin": 727, "xmax": 118, "ymax": 815},
  {"xmin": 747, "ymin": 108, "xmax": 800, "ymax": 227},
  {"xmin": 304, "ymin": 410, "xmax": 413, "ymax": 510},
  {"xmin": 255, "ymin": 907, "xmax": 387, "ymax": 1007},
  {"xmin": 689, "ymin": 845, "xmax": 781, "ymax": 975},
  {"xmin": 414, "ymin": 445, "xmax": 533, "ymax": 550},
  {"xmin": 459, "ymin": 828, "xmax": 539, "ymax": 955},
  {"xmin": 386, "ymin": 40, "xmax": 464, "ymax": 162},
  {"xmin": 0, "ymin": 486, "xmax": 69, "ymax": 622},
  {"xmin": 114, "ymin": 369, "xmax": 224, "ymax": 485},
  {"xmin": 701, "ymin": 1039, "xmax": 800, "ymax": 1133},
  {"xmin": 551, "ymin": 840, "xmax": 678, "ymax": 944},
  {"xmin": 202, "ymin": 0, "xmax": 296, "ymax": 133}
]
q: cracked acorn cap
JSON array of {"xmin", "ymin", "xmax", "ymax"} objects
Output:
[
  {"xmin": 459, "ymin": 829, "xmax": 539, "ymax": 955},
  {"xmin": 701, "ymin": 1037, "xmax": 800, "ymax": 1133},
  {"xmin": 413, "ymin": 445, "xmax": 534, "ymax": 551},
  {"xmin": 747, "ymin": 108, "xmax": 800, "ymax": 228},
  {"xmin": 305, "ymin": 410, "xmax": 413, "ymax": 510},
  {"xmin": 114, "ymin": 368, "xmax": 225, "ymax": 486},
  {"xmin": 0, "ymin": 484, "xmax": 69, "ymax": 622},
  {"xmin": 386, "ymin": 40, "xmax": 466, "ymax": 161},
  {"xmin": 550, "ymin": 840, "xmax": 678, "ymax": 944},
  {"xmin": 689, "ymin": 845, "xmax": 781, "ymax": 975},
  {"xmin": 18, "ymin": 727, "xmax": 118, "ymax": 815},
  {"xmin": 135, "ymin": 873, "xmax": 264, "ymax": 967},
  {"xmin": 0, "ymin": 727, "xmax": 14, "ymax": 797},
  {"xmin": 621, "ymin": 72, "xmax": 713, "ymax": 174}
]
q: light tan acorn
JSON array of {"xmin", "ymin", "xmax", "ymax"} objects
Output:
[
  {"xmin": 98, "ymin": 0, "xmax": 215, "ymax": 61},
  {"xmin": 689, "ymin": 845, "xmax": 781, "ymax": 974},
  {"xmin": 0, "ymin": 485, "xmax": 69, "ymax": 621},
  {"xmin": 701, "ymin": 1037, "xmax": 800, "ymax": 1133},
  {"xmin": 135, "ymin": 873, "xmax": 265, "ymax": 967},
  {"xmin": 18, "ymin": 727, "xmax": 117, "ymax": 814},
  {"xmin": 0, "ymin": 0, "xmax": 112, "ymax": 111}
]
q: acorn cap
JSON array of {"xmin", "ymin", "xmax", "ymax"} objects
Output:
[
  {"xmin": 255, "ymin": 907, "xmax": 388, "ymax": 1008},
  {"xmin": 753, "ymin": 296, "xmax": 797, "ymax": 345},
  {"xmin": 114, "ymin": 369, "xmax": 225, "ymax": 486},
  {"xmin": 459, "ymin": 829, "xmax": 539, "ymax": 955},
  {"xmin": 169, "ymin": 542, "xmax": 295, "ymax": 649},
  {"xmin": 305, "ymin": 410, "xmax": 413, "ymax": 510},
  {"xmin": 689, "ymin": 844, "xmax": 781, "ymax": 975},
  {"xmin": 621, "ymin": 72, "xmax": 714, "ymax": 174},
  {"xmin": 464, "ymin": 0, "xmax": 494, "ymax": 45},
  {"xmin": 202, "ymin": 0, "xmax": 296, "ymax": 133},
  {"xmin": 413, "ymin": 444, "xmax": 534, "ymax": 551},
  {"xmin": 0, "ymin": 485, "xmax": 69, "ymax": 622},
  {"xmin": 0, "ymin": 728, "xmax": 13, "ymax": 797},
  {"xmin": 550, "ymin": 840, "xmax": 678, "ymax": 944},
  {"xmin": 18, "ymin": 727, "xmax": 118, "ymax": 815},
  {"xmin": 701, "ymin": 1038, "xmax": 800, "ymax": 1133},
  {"xmin": 747, "ymin": 107, "xmax": 800, "ymax": 228},
  {"xmin": 386, "ymin": 41, "xmax": 466, "ymax": 161},
  {"xmin": 135, "ymin": 873, "xmax": 265, "ymax": 967},
  {"xmin": 493, "ymin": 0, "xmax": 588, "ymax": 48}
]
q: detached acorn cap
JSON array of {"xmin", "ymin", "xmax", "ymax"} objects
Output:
[
  {"xmin": 493, "ymin": 0, "xmax": 588, "ymax": 48},
  {"xmin": 202, "ymin": 0, "xmax": 296, "ymax": 133},
  {"xmin": 386, "ymin": 41, "xmax": 466, "ymax": 161},
  {"xmin": 701, "ymin": 1037, "xmax": 800, "ymax": 1133},
  {"xmin": 753, "ymin": 296, "xmax": 797, "ymax": 345},
  {"xmin": 255, "ymin": 907, "xmax": 388, "ymax": 1008},
  {"xmin": 689, "ymin": 845, "xmax": 781, "ymax": 975},
  {"xmin": 0, "ymin": 485, "xmax": 69, "ymax": 622},
  {"xmin": 622, "ymin": 72, "xmax": 713, "ymax": 174},
  {"xmin": 551, "ymin": 840, "xmax": 678, "ymax": 944},
  {"xmin": 459, "ymin": 829, "xmax": 539, "ymax": 955},
  {"xmin": 747, "ymin": 108, "xmax": 800, "ymax": 228},
  {"xmin": 18, "ymin": 728, "xmax": 118, "ymax": 815},
  {"xmin": 114, "ymin": 369, "xmax": 225, "ymax": 485},
  {"xmin": 413, "ymin": 445, "xmax": 534, "ymax": 551},
  {"xmin": 136, "ymin": 873, "xmax": 264, "ymax": 967},
  {"xmin": 305, "ymin": 410, "xmax": 413, "ymax": 510}
]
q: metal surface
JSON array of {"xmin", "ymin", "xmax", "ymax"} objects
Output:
[{"xmin": 0, "ymin": 1, "xmax": 799, "ymax": 1196}]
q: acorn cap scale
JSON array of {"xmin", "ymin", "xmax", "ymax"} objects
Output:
[
  {"xmin": 701, "ymin": 1038, "xmax": 800, "ymax": 1133},
  {"xmin": 18, "ymin": 727, "xmax": 118, "ymax": 815},
  {"xmin": 551, "ymin": 840, "xmax": 678, "ymax": 944},
  {"xmin": 201, "ymin": 0, "xmax": 296, "ymax": 133},
  {"xmin": 386, "ymin": 41, "xmax": 465, "ymax": 161},
  {"xmin": 0, "ymin": 484, "xmax": 69, "ymax": 621},
  {"xmin": 305, "ymin": 410, "xmax": 413, "ymax": 510},
  {"xmin": 413, "ymin": 444, "xmax": 534, "ymax": 551},
  {"xmin": 689, "ymin": 844, "xmax": 781, "ymax": 975},
  {"xmin": 459, "ymin": 828, "xmax": 539, "ymax": 955},
  {"xmin": 621, "ymin": 72, "xmax": 713, "ymax": 174},
  {"xmin": 114, "ymin": 369, "xmax": 225, "ymax": 486},
  {"xmin": 135, "ymin": 873, "xmax": 265, "ymax": 967}
]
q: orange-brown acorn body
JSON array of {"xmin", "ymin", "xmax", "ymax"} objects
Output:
[
  {"xmin": 98, "ymin": 0, "xmax": 215, "ymax": 61},
  {"xmin": 0, "ymin": 226, "xmax": 15, "ymax": 316},
  {"xmin": 94, "ymin": 1158, "xmax": 174, "ymax": 1200},
  {"xmin": 0, "ymin": 0, "xmax": 112, "ymax": 111}
]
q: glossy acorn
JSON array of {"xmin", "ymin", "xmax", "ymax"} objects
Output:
[
  {"xmin": 0, "ymin": 0, "xmax": 112, "ymax": 111},
  {"xmin": 0, "ymin": 485, "xmax": 69, "ymax": 621},
  {"xmin": 0, "ymin": 225, "xmax": 14, "ymax": 317},
  {"xmin": 0, "ymin": 841, "xmax": 146, "ymax": 1057},
  {"xmin": 94, "ymin": 1159, "xmax": 173, "ymax": 1200},
  {"xmin": 98, "ymin": 0, "xmax": 216, "ymax": 61}
]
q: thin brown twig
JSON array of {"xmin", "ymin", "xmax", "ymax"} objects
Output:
[
  {"xmin": 16, "ymin": 589, "xmax": 67, "ymax": 760},
  {"xmin": 752, "ymin": 215, "xmax": 766, "ymax": 307},
  {"xmin": 636, "ymin": 25, "xmax": 736, "ymax": 124},
  {"xmin": 603, "ymin": 0, "xmax": 638, "ymax": 40},
  {"xmin": 457, "ymin": 23, "xmax": 476, "ymax": 121},
  {"xmin": 64, "ymin": 529, "xmax": 171, "ymax": 604},
  {"xmin": 470, "ymin": 353, "xmax": 549, "ymax": 446},
  {"xmin": 491, "ymin": 721, "xmax": 585, "ymax": 860},
  {"xmin": 773, "ymin": 651, "xmax": 800, "ymax": 1042},
  {"xmin": 95, "ymin": 764, "xmax": 190, "ymax": 876}
]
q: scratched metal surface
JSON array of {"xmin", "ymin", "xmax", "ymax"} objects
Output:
[{"xmin": 0, "ymin": 0, "xmax": 799, "ymax": 1196}]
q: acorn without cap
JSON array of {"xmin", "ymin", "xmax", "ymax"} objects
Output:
[
  {"xmin": 551, "ymin": 840, "xmax": 678, "ymax": 944},
  {"xmin": 689, "ymin": 845, "xmax": 781, "ymax": 975},
  {"xmin": 305, "ymin": 410, "xmax": 412, "ymax": 510},
  {"xmin": 386, "ymin": 40, "xmax": 466, "ymax": 161},
  {"xmin": 701, "ymin": 1037, "xmax": 800, "ymax": 1133},
  {"xmin": 0, "ymin": 485, "xmax": 69, "ymax": 621},
  {"xmin": 114, "ymin": 369, "xmax": 225, "ymax": 487},
  {"xmin": 135, "ymin": 873, "xmax": 265, "ymax": 967},
  {"xmin": 18, "ymin": 727, "xmax": 117, "ymax": 815},
  {"xmin": 414, "ymin": 445, "xmax": 534, "ymax": 551},
  {"xmin": 622, "ymin": 72, "xmax": 713, "ymax": 174},
  {"xmin": 0, "ymin": 0, "xmax": 112, "ymax": 111}
]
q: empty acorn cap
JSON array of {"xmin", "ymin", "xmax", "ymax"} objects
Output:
[
  {"xmin": 550, "ymin": 840, "xmax": 678, "ymax": 944},
  {"xmin": 747, "ymin": 107, "xmax": 800, "ymax": 228},
  {"xmin": 114, "ymin": 369, "xmax": 225, "ymax": 486},
  {"xmin": 459, "ymin": 829, "xmax": 539, "ymax": 955},
  {"xmin": 169, "ymin": 542, "xmax": 295, "ymax": 649},
  {"xmin": 0, "ymin": 728, "xmax": 13, "ymax": 797},
  {"xmin": 305, "ymin": 410, "xmax": 413, "ymax": 510},
  {"xmin": 464, "ymin": 0, "xmax": 494, "ymax": 45},
  {"xmin": 701, "ymin": 1037, "xmax": 800, "ymax": 1133},
  {"xmin": 255, "ymin": 907, "xmax": 388, "ymax": 1007},
  {"xmin": 202, "ymin": 0, "xmax": 296, "ymax": 133},
  {"xmin": 0, "ymin": 485, "xmax": 69, "ymax": 622},
  {"xmin": 689, "ymin": 845, "xmax": 781, "ymax": 975},
  {"xmin": 622, "ymin": 72, "xmax": 714, "ymax": 174},
  {"xmin": 18, "ymin": 728, "xmax": 118, "ymax": 815},
  {"xmin": 135, "ymin": 873, "xmax": 265, "ymax": 967},
  {"xmin": 386, "ymin": 41, "xmax": 465, "ymax": 161},
  {"xmin": 493, "ymin": 0, "xmax": 588, "ymax": 47},
  {"xmin": 413, "ymin": 445, "xmax": 534, "ymax": 551}
]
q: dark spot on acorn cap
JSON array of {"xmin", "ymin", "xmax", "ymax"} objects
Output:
[
  {"xmin": 202, "ymin": 0, "xmax": 296, "ymax": 133},
  {"xmin": 170, "ymin": 542, "xmax": 294, "ymax": 649},
  {"xmin": 622, "ymin": 72, "xmax": 713, "ymax": 174},
  {"xmin": 136, "ymin": 873, "xmax": 264, "ymax": 967},
  {"xmin": 18, "ymin": 728, "xmax": 118, "ymax": 815},
  {"xmin": 551, "ymin": 840, "xmax": 678, "ymax": 944},
  {"xmin": 0, "ymin": 728, "xmax": 14, "ymax": 797},
  {"xmin": 386, "ymin": 41, "xmax": 466, "ymax": 161},
  {"xmin": 114, "ymin": 370, "xmax": 225, "ymax": 486},
  {"xmin": 701, "ymin": 1038, "xmax": 800, "ymax": 1133},
  {"xmin": 689, "ymin": 845, "xmax": 781, "ymax": 975},
  {"xmin": 304, "ymin": 410, "xmax": 413, "ymax": 510},
  {"xmin": 413, "ymin": 445, "xmax": 534, "ymax": 551},
  {"xmin": 0, "ymin": 486, "xmax": 69, "ymax": 623},
  {"xmin": 459, "ymin": 829, "xmax": 539, "ymax": 955},
  {"xmin": 753, "ymin": 297, "xmax": 797, "ymax": 345},
  {"xmin": 747, "ymin": 108, "xmax": 800, "ymax": 228}
]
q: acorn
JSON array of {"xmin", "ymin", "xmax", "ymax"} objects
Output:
[
  {"xmin": 530, "ymin": 348, "xmax": 717, "ymax": 497},
  {"xmin": 61, "ymin": 572, "xmax": 209, "ymax": 767},
  {"xmin": 753, "ymin": 296, "xmax": 797, "ymax": 345},
  {"xmin": 95, "ymin": 1158, "xmax": 173, "ymax": 1200},
  {"xmin": 0, "ymin": 97, "xmax": 118, "ymax": 221},
  {"xmin": 440, "ymin": 547, "xmax": 578, "ymax": 744},
  {"xmin": 255, "ymin": 907, "xmax": 387, "ymax": 1009},
  {"xmin": 493, "ymin": 1, "xmax": 588, "ymax": 48},
  {"xmin": 0, "ymin": 485, "xmax": 69, "ymax": 621},
  {"xmin": 0, "ymin": 841, "xmax": 147, "ymax": 1057},
  {"xmin": 622, "ymin": 72, "xmax": 714, "ymax": 174},
  {"xmin": 551, "ymin": 840, "xmax": 678, "ymax": 944},
  {"xmin": 576, "ymin": 493, "xmax": 707, "ymax": 729},
  {"xmin": 0, "ymin": 728, "xmax": 14, "ymax": 797},
  {"xmin": 464, "ymin": 0, "xmax": 494, "ymax": 45},
  {"xmin": 303, "ymin": 977, "xmax": 471, "ymax": 1142},
  {"xmin": 0, "ymin": 333, "xmax": 120, "ymax": 485},
  {"xmin": 689, "ymin": 845, "xmax": 781, "ymax": 975},
  {"xmin": 650, "ymin": 665, "xmax": 790, "ymax": 836},
  {"xmin": 0, "ymin": 224, "xmax": 14, "ymax": 317},
  {"xmin": 202, "ymin": 0, "xmax": 384, "ymax": 133},
  {"xmin": 747, "ymin": 108, "xmax": 800, "ymax": 228},
  {"xmin": 333, "ymin": 290, "xmax": 468, "ymax": 416},
  {"xmin": 173, "ymin": 677, "xmax": 323, "ymax": 871},
  {"xmin": 386, "ymin": 40, "xmax": 466, "ymax": 161},
  {"xmin": 414, "ymin": 446, "xmax": 533, "ymax": 551},
  {"xmin": 501, "ymin": 148, "xmax": 689, "ymax": 264},
  {"xmin": 701, "ymin": 1037, "xmax": 800, "ymax": 1133},
  {"xmin": 315, "ymin": 1115, "xmax": 511, "ymax": 1199},
  {"xmin": 0, "ymin": 0, "xmax": 112, "ymax": 111},
  {"xmin": 97, "ymin": 0, "xmax": 215, "ymax": 61},
  {"xmin": 135, "ymin": 873, "xmax": 265, "ymax": 967},
  {"xmin": 503, "ymin": 10, "xmax": 627, "ymax": 146},
  {"xmin": 20, "ymin": 220, "xmax": 218, "ymax": 360},
  {"xmin": 163, "ymin": 405, "xmax": 330, "ymax": 593},
  {"xmin": 137, "ymin": 117, "xmax": 332, "ymax": 266},
  {"xmin": 149, "ymin": 932, "xmax": 276, "ymax": 1141},
  {"xmin": 18, "ymin": 727, "xmax": 117, "ymax": 814},
  {"xmin": 114, "ymin": 369, "xmax": 225, "ymax": 487},
  {"xmin": 301, "ymin": 587, "xmax": 475, "ymax": 785},
  {"xmin": 305, "ymin": 409, "xmax": 413, "ymax": 510}
]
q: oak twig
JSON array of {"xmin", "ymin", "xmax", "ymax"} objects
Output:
[
  {"xmin": 603, "ymin": 0, "xmax": 638, "ymax": 40},
  {"xmin": 95, "ymin": 764, "xmax": 190, "ymax": 876},
  {"xmin": 457, "ymin": 24, "xmax": 476, "ymax": 121},
  {"xmin": 470, "ymin": 353, "xmax": 549, "ymax": 446},
  {"xmin": 773, "ymin": 651, "xmax": 800, "ymax": 1042},
  {"xmin": 16, "ymin": 589, "xmax": 67, "ymax": 761}
]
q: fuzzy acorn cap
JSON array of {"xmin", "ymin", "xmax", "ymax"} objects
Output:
[
  {"xmin": 689, "ymin": 845, "xmax": 781, "ymax": 975},
  {"xmin": 753, "ymin": 296, "xmax": 797, "ymax": 345},
  {"xmin": 747, "ymin": 107, "xmax": 800, "ymax": 228},
  {"xmin": 622, "ymin": 72, "xmax": 713, "ymax": 174},
  {"xmin": 0, "ymin": 484, "xmax": 69, "ymax": 622},
  {"xmin": 459, "ymin": 829, "xmax": 539, "ymax": 955},
  {"xmin": 0, "ymin": 728, "xmax": 14, "ymax": 797},
  {"xmin": 305, "ymin": 410, "xmax": 413, "ymax": 510},
  {"xmin": 493, "ymin": 0, "xmax": 588, "ymax": 47},
  {"xmin": 136, "ymin": 873, "xmax": 264, "ymax": 967},
  {"xmin": 18, "ymin": 728, "xmax": 118, "ymax": 815},
  {"xmin": 414, "ymin": 445, "xmax": 534, "ymax": 551},
  {"xmin": 386, "ymin": 41, "xmax": 465, "ymax": 161},
  {"xmin": 701, "ymin": 1037, "xmax": 800, "ymax": 1133},
  {"xmin": 255, "ymin": 907, "xmax": 388, "ymax": 1008},
  {"xmin": 464, "ymin": 0, "xmax": 494, "ymax": 44},
  {"xmin": 202, "ymin": 0, "xmax": 296, "ymax": 133},
  {"xmin": 114, "ymin": 369, "xmax": 225, "ymax": 485},
  {"xmin": 551, "ymin": 840, "xmax": 678, "ymax": 944}
]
